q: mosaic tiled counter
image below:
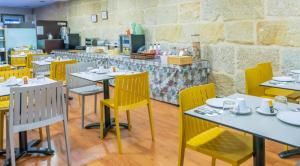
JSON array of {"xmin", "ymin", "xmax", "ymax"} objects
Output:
[{"xmin": 52, "ymin": 51, "xmax": 210, "ymax": 105}]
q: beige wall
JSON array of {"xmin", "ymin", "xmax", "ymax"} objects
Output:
[
  {"xmin": 35, "ymin": 0, "xmax": 300, "ymax": 95},
  {"xmin": 34, "ymin": 2, "xmax": 68, "ymax": 21}
]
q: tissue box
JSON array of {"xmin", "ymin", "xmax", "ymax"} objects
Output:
[{"xmin": 168, "ymin": 56, "xmax": 192, "ymax": 65}]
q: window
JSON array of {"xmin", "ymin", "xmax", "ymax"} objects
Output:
[{"xmin": 1, "ymin": 14, "xmax": 25, "ymax": 25}]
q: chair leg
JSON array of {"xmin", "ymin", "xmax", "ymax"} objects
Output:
[
  {"xmin": 126, "ymin": 110, "xmax": 131, "ymax": 131},
  {"xmin": 114, "ymin": 110, "xmax": 122, "ymax": 154},
  {"xmin": 211, "ymin": 158, "xmax": 216, "ymax": 166},
  {"xmin": 0, "ymin": 111, "xmax": 5, "ymax": 149},
  {"xmin": 99, "ymin": 102, "xmax": 104, "ymax": 140},
  {"xmin": 46, "ymin": 126, "xmax": 51, "ymax": 150},
  {"xmin": 94, "ymin": 94, "xmax": 97, "ymax": 114},
  {"xmin": 178, "ymin": 137, "xmax": 186, "ymax": 166},
  {"xmin": 39, "ymin": 128, "xmax": 43, "ymax": 141},
  {"xmin": 8, "ymin": 121, "xmax": 15, "ymax": 166},
  {"xmin": 147, "ymin": 103, "xmax": 155, "ymax": 141},
  {"xmin": 66, "ymin": 89, "xmax": 69, "ymax": 120},
  {"xmin": 63, "ymin": 119, "xmax": 71, "ymax": 166},
  {"xmin": 81, "ymin": 95, "xmax": 85, "ymax": 129}
]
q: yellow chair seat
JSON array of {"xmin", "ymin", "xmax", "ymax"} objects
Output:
[
  {"xmin": 265, "ymin": 88, "xmax": 294, "ymax": 97},
  {"xmin": 0, "ymin": 101, "xmax": 9, "ymax": 111},
  {"xmin": 187, "ymin": 127, "xmax": 252, "ymax": 164},
  {"xmin": 102, "ymin": 99, "xmax": 115, "ymax": 108}
]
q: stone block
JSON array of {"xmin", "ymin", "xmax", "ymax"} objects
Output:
[
  {"xmin": 179, "ymin": 2, "xmax": 200, "ymax": 23},
  {"xmin": 155, "ymin": 25, "xmax": 182, "ymax": 42},
  {"xmin": 224, "ymin": 21, "xmax": 255, "ymax": 44},
  {"xmin": 267, "ymin": 0, "xmax": 300, "ymax": 16},
  {"xmin": 207, "ymin": 44, "xmax": 236, "ymax": 75},
  {"xmin": 180, "ymin": 23, "xmax": 223, "ymax": 43},
  {"xmin": 236, "ymin": 45, "xmax": 280, "ymax": 72},
  {"xmin": 257, "ymin": 20, "xmax": 300, "ymax": 47},
  {"xmin": 144, "ymin": 6, "xmax": 178, "ymax": 25},
  {"xmin": 281, "ymin": 48, "xmax": 300, "ymax": 74},
  {"xmin": 209, "ymin": 72, "xmax": 236, "ymax": 96},
  {"xmin": 201, "ymin": 0, "xmax": 264, "ymax": 21}
]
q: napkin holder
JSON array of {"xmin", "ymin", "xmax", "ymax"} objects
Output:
[{"xmin": 167, "ymin": 56, "xmax": 192, "ymax": 65}]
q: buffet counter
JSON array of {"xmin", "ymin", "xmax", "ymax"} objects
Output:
[{"xmin": 52, "ymin": 50, "xmax": 210, "ymax": 105}]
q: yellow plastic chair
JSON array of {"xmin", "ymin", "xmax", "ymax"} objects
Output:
[
  {"xmin": 0, "ymin": 68, "xmax": 43, "ymax": 148},
  {"xmin": 50, "ymin": 59, "xmax": 77, "ymax": 82},
  {"xmin": 11, "ymin": 57, "xmax": 26, "ymax": 68},
  {"xmin": 26, "ymin": 53, "xmax": 47, "ymax": 69},
  {"xmin": 257, "ymin": 62, "xmax": 295, "ymax": 97},
  {"xmin": 178, "ymin": 83, "xmax": 252, "ymax": 166},
  {"xmin": 0, "ymin": 65, "xmax": 11, "ymax": 72},
  {"xmin": 99, "ymin": 72, "xmax": 155, "ymax": 153},
  {"xmin": 245, "ymin": 67, "xmax": 273, "ymax": 99}
]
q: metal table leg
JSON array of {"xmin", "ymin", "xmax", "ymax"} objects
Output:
[
  {"xmin": 85, "ymin": 79, "xmax": 128, "ymax": 137},
  {"xmin": 253, "ymin": 135, "xmax": 265, "ymax": 166},
  {"xmin": 2, "ymin": 131, "xmax": 54, "ymax": 166},
  {"xmin": 279, "ymin": 148, "xmax": 300, "ymax": 158}
]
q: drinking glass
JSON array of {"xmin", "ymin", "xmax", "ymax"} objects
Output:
[
  {"xmin": 223, "ymin": 100, "xmax": 236, "ymax": 113},
  {"xmin": 274, "ymin": 96, "xmax": 288, "ymax": 111}
]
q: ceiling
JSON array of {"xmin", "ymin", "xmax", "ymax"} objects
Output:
[{"xmin": 0, "ymin": 0, "xmax": 68, "ymax": 8}]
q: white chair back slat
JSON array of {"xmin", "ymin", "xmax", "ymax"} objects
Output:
[
  {"xmin": 66, "ymin": 62, "xmax": 96, "ymax": 89},
  {"xmin": 10, "ymin": 82, "xmax": 65, "ymax": 128},
  {"xmin": 11, "ymin": 92, "xmax": 20, "ymax": 125},
  {"xmin": 39, "ymin": 88, "xmax": 47, "ymax": 122},
  {"xmin": 20, "ymin": 89, "xmax": 28, "ymax": 125},
  {"xmin": 27, "ymin": 90, "xmax": 34, "ymax": 123}
]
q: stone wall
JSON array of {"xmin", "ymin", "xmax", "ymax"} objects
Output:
[{"xmin": 35, "ymin": 0, "xmax": 300, "ymax": 95}]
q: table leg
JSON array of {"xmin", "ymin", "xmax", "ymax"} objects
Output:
[
  {"xmin": 2, "ymin": 131, "xmax": 54, "ymax": 166},
  {"xmin": 253, "ymin": 135, "xmax": 265, "ymax": 166},
  {"xmin": 279, "ymin": 148, "xmax": 300, "ymax": 158},
  {"xmin": 85, "ymin": 79, "xmax": 128, "ymax": 136}
]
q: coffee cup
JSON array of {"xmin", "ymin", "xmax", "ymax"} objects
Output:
[
  {"xmin": 260, "ymin": 99, "xmax": 271, "ymax": 112},
  {"xmin": 235, "ymin": 98, "xmax": 248, "ymax": 114}
]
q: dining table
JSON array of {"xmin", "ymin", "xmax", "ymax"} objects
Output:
[
  {"xmin": 71, "ymin": 70, "xmax": 138, "ymax": 137},
  {"xmin": 185, "ymin": 93, "xmax": 300, "ymax": 166},
  {"xmin": 0, "ymin": 77, "xmax": 56, "ymax": 166},
  {"xmin": 261, "ymin": 78, "xmax": 300, "ymax": 158}
]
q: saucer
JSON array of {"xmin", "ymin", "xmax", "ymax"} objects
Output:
[
  {"xmin": 230, "ymin": 107, "xmax": 252, "ymax": 115},
  {"xmin": 255, "ymin": 107, "xmax": 278, "ymax": 116}
]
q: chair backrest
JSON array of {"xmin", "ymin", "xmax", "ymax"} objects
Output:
[
  {"xmin": 257, "ymin": 62, "xmax": 273, "ymax": 82},
  {"xmin": 0, "ymin": 68, "xmax": 31, "ymax": 80},
  {"xmin": 245, "ymin": 67, "xmax": 265, "ymax": 97},
  {"xmin": 11, "ymin": 57, "xmax": 26, "ymax": 67},
  {"xmin": 66, "ymin": 62, "xmax": 96, "ymax": 89},
  {"xmin": 179, "ymin": 83, "xmax": 218, "ymax": 141},
  {"xmin": 9, "ymin": 81, "xmax": 66, "ymax": 132},
  {"xmin": 114, "ymin": 72, "xmax": 150, "ymax": 110},
  {"xmin": 0, "ymin": 65, "xmax": 11, "ymax": 72},
  {"xmin": 50, "ymin": 59, "xmax": 77, "ymax": 81},
  {"xmin": 26, "ymin": 53, "xmax": 48, "ymax": 68}
]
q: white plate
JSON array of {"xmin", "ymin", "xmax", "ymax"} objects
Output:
[
  {"xmin": 107, "ymin": 72, "xmax": 134, "ymax": 77},
  {"xmin": 290, "ymin": 70, "xmax": 300, "ymax": 74},
  {"xmin": 272, "ymin": 76, "xmax": 295, "ymax": 82},
  {"xmin": 256, "ymin": 107, "xmax": 278, "ymax": 116},
  {"xmin": 206, "ymin": 98, "xmax": 235, "ymax": 108},
  {"xmin": 277, "ymin": 112, "xmax": 300, "ymax": 126}
]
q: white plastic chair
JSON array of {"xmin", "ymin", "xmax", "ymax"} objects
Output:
[
  {"xmin": 6, "ymin": 82, "xmax": 70, "ymax": 166},
  {"xmin": 66, "ymin": 62, "xmax": 103, "ymax": 128}
]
